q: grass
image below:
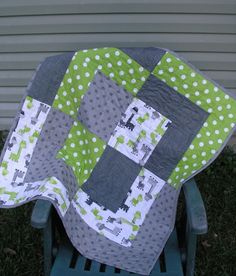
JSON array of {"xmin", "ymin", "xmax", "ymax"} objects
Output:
[
  {"xmin": 195, "ymin": 147, "xmax": 236, "ymax": 276},
  {"xmin": 0, "ymin": 131, "xmax": 235, "ymax": 276}
]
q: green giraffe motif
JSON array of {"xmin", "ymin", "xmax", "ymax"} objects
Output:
[
  {"xmin": 127, "ymin": 139, "xmax": 135, "ymax": 149},
  {"xmin": 26, "ymin": 97, "xmax": 33, "ymax": 109},
  {"xmin": 39, "ymin": 184, "xmax": 47, "ymax": 193},
  {"xmin": 137, "ymin": 113, "xmax": 149, "ymax": 124},
  {"xmin": 9, "ymin": 140, "xmax": 26, "ymax": 162},
  {"xmin": 131, "ymin": 194, "xmax": 143, "ymax": 207},
  {"xmin": 74, "ymin": 194, "xmax": 87, "ymax": 215},
  {"xmin": 53, "ymin": 187, "xmax": 67, "ymax": 211},
  {"xmin": 150, "ymin": 132, "xmax": 158, "ymax": 145},
  {"xmin": 0, "ymin": 187, "xmax": 18, "ymax": 201},
  {"xmin": 48, "ymin": 177, "xmax": 58, "ymax": 185},
  {"xmin": 132, "ymin": 211, "xmax": 142, "ymax": 224},
  {"xmin": 15, "ymin": 196, "xmax": 27, "ymax": 204},
  {"xmin": 155, "ymin": 118, "xmax": 167, "ymax": 137},
  {"xmin": 120, "ymin": 218, "xmax": 139, "ymax": 231},
  {"xmin": 136, "ymin": 130, "xmax": 146, "ymax": 143},
  {"xmin": 29, "ymin": 130, "xmax": 39, "ymax": 143},
  {"xmin": 1, "ymin": 161, "xmax": 9, "ymax": 176},
  {"xmin": 139, "ymin": 168, "xmax": 145, "ymax": 177},
  {"xmin": 129, "ymin": 233, "xmax": 136, "ymax": 240},
  {"xmin": 127, "ymin": 130, "xmax": 146, "ymax": 153},
  {"xmin": 114, "ymin": 135, "xmax": 125, "ymax": 149},
  {"xmin": 76, "ymin": 202, "xmax": 87, "ymax": 215},
  {"xmin": 92, "ymin": 208, "xmax": 103, "ymax": 220},
  {"xmin": 18, "ymin": 125, "xmax": 31, "ymax": 135}
]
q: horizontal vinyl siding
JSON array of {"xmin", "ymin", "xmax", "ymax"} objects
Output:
[
  {"xmin": 0, "ymin": 0, "xmax": 236, "ymax": 134},
  {"xmin": 1, "ymin": 0, "xmax": 236, "ymax": 15},
  {"xmin": 0, "ymin": 14, "xmax": 236, "ymax": 35}
]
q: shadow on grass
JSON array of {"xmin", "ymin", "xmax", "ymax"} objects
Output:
[{"xmin": 0, "ymin": 131, "xmax": 235, "ymax": 276}]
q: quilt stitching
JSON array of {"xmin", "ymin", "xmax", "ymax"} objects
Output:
[
  {"xmin": 52, "ymin": 48, "xmax": 150, "ymax": 118},
  {"xmin": 0, "ymin": 47, "xmax": 235, "ymax": 274},
  {"xmin": 56, "ymin": 120, "xmax": 106, "ymax": 186},
  {"xmin": 77, "ymin": 71, "xmax": 133, "ymax": 142},
  {"xmin": 0, "ymin": 97, "xmax": 50, "ymax": 188},
  {"xmin": 73, "ymin": 168, "xmax": 165, "ymax": 247},
  {"xmin": 108, "ymin": 97, "xmax": 171, "ymax": 166},
  {"xmin": 153, "ymin": 52, "xmax": 236, "ymax": 188}
]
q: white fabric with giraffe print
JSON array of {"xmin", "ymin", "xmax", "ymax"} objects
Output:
[
  {"xmin": 108, "ymin": 98, "xmax": 171, "ymax": 165},
  {"xmin": 0, "ymin": 97, "xmax": 70, "ymax": 216},
  {"xmin": 72, "ymin": 168, "xmax": 165, "ymax": 247},
  {"xmin": 0, "ymin": 97, "xmax": 50, "ymax": 188}
]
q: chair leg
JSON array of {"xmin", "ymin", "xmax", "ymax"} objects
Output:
[
  {"xmin": 185, "ymin": 222, "xmax": 197, "ymax": 276},
  {"xmin": 43, "ymin": 214, "xmax": 53, "ymax": 276}
]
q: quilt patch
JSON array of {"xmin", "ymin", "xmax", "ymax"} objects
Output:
[
  {"xmin": 153, "ymin": 52, "xmax": 236, "ymax": 187},
  {"xmin": 78, "ymin": 71, "xmax": 133, "ymax": 141},
  {"xmin": 82, "ymin": 145, "xmax": 141, "ymax": 212},
  {"xmin": 137, "ymin": 74, "xmax": 209, "ymax": 180},
  {"xmin": 56, "ymin": 120, "xmax": 106, "ymax": 186},
  {"xmin": 0, "ymin": 97, "xmax": 50, "ymax": 187},
  {"xmin": 108, "ymin": 97, "xmax": 171, "ymax": 165},
  {"xmin": 73, "ymin": 168, "xmax": 165, "ymax": 247},
  {"xmin": 0, "ymin": 47, "xmax": 236, "ymax": 275}
]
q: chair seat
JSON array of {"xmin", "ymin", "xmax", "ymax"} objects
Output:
[{"xmin": 51, "ymin": 227, "xmax": 183, "ymax": 276}]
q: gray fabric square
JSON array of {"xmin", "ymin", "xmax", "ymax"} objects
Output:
[
  {"xmin": 77, "ymin": 71, "xmax": 133, "ymax": 142},
  {"xmin": 24, "ymin": 108, "xmax": 78, "ymax": 200},
  {"xmin": 82, "ymin": 145, "xmax": 141, "ymax": 212},
  {"xmin": 137, "ymin": 74, "xmax": 209, "ymax": 180},
  {"xmin": 119, "ymin": 47, "xmax": 166, "ymax": 72},
  {"xmin": 28, "ymin": 52, "xmax": 74, "ymax": 105}
]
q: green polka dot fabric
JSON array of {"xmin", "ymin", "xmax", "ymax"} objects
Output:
[
  {"xmin": 53, "ymin": 48, "xmax": 150, "ymax": 118},
  {"xmin": 153, "ymin": 51, "xmax": 236, "ymax": 188},
  {"xmin": 56, "ymin": 120, "xmax": 106, "ymax": 186},
  {"xmin": 0, "ymin": 47, "xmax": 236, "ymax": 275}
]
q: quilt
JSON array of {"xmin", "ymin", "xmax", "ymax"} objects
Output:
[{"xmin": 0, "ymin": 47, "xmax": 236, "ymax": 275}]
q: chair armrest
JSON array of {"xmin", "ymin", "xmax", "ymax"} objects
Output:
[
  {"xmin": 182, "ymin": 178, "xmax": 208, "ymax": 235},
  {"xmin": 31, "ymin": 199, "xmax": 52, "ymax": 229}
]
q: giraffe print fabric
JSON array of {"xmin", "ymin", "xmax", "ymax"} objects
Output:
[
  {"xmin": 108, "ymin": 97, "xmax": 171, "ymax": 165},
  {"xmin": 0, "ymin": 47, "xmax": 236, "ymax": 275}
]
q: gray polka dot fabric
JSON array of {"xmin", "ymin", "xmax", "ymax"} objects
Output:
[
  {"xmin": 24, "ymin": 108, "xmax": 78, "ymax": 200},
  {"xmin": 78, "ymin": 71, "xmax": 133, "ymax": 141}
]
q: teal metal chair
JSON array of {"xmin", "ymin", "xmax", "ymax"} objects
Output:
[{"xmin": 31, "ymin": 178, "xmax": 207, "ymax": 276}]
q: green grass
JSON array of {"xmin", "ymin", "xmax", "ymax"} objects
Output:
[
  {"xmin": 195, "ymin": 147, "xmax": 236, "ymax": 276},
  {"xmin": 0, "ymin": 131, "xmax": 235, "ymax": 276},
  {"xmin": 0, "ymin": 204, "xmax": 43, "ymax": 276}
]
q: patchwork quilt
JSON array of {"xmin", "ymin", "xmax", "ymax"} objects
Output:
[{"xmin": 0, "ymin": 47, "xmax": 236, "ymax": 275}]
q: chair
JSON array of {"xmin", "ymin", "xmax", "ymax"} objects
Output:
[{"xmin": 31, "ymin": 178, "xmax": 207, "ymax": 276}]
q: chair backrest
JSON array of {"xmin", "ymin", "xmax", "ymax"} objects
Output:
[{"xmin": 0, "ymin": 0, "xmax": 236, "ymax": 131}]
